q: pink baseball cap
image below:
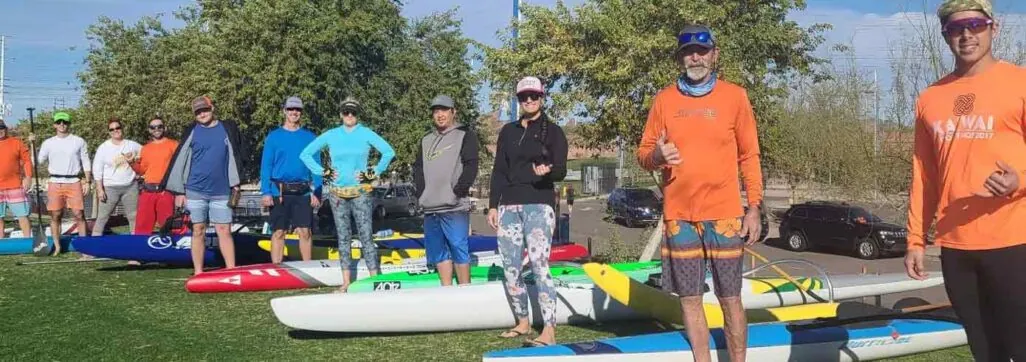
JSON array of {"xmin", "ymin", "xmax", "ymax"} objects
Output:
[{"xmin": 515, "ymin": 76, "xmax": 544, "ymax": 95}]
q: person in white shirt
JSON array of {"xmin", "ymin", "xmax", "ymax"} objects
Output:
[
  {"xmin": 36, "ymin": 112, "xmax": 91, "ymax": 255},
  {"xmin": 92, "ymin": 118, "xmax": 142, "ymax": 238}
]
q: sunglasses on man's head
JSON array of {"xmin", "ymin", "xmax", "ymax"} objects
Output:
[
  {"xmin": 149, "ymin": 124, "xmax": 165, "ymax": 130},
  {"xmin": 943, "ymin": 17, "xmax": 993, "ymax": 36},
  {"xmin": 517, "ymin": 93, "xmax": 542, "ymax": 102}
]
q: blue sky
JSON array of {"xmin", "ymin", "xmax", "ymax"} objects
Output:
[{"xmin": 1, "ymin": 0, "xmax": 1025, "ymax": 124}]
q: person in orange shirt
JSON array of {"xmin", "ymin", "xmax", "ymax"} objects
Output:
[
  {"xmin": 0, "ymin": 119, "xmax": 34, "ymax": 238},
  {"xmin": 130, "ymin": 116, "xmax": 179, "ymax": 234},
  {"xmin": 906, "ymin": 1, "xmax": 1026, "ymax": 360},
  {"xmin": 637, "ymin": 25, "xmax": 763, "ymax": 362}
]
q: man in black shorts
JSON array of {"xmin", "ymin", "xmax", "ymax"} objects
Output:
[{"xmin": 260, "ymin": 96, "xmax": 322, "ymax": 263}]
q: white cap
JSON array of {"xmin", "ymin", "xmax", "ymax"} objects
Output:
[{"xmin": 515, "ymin": 76, "xmax": 544, "ymax": 95}]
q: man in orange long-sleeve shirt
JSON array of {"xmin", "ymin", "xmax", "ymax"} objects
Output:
[
  {"xmin": 130, "ymin": 116, "xmax": 179, "ymax": 234},
  {"xmin": 906, "ymin": 1, "xmax": 1026, "ymax": 360},
  {"xmin": 0, "ymin": 119, "xmax": 34, "ymax": 238},
  {"xmin": 637, "ymin": 25, "xmax": 763, "ymax": 362}
]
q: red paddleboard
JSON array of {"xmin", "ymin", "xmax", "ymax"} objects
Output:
[
  {"xmin": 551, "ymin": 243, "xmax": 588, "ymax": 261},
  {"xmin": 185, "ymin": 263, "xmax": 317, "ymax": 293}
]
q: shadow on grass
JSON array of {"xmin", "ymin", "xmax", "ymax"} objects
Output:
[
  {"xmin": 570, "ymin": 318, "xmax": 673, "ymax": 337},
  {"xmin": 285, "ymin": 329, "xmax": 447, "ymax": 340},
  {"xmin": 95, "ymin": 263, "xmax": 194, "ymax": 272},
  {"xmin": 284, "ymin": 319, "xmax": 672, "ymax": 341}
]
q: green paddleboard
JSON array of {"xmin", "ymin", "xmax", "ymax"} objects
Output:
[{"xmin": 348, "ymin": 261, "xmax": 662, "ymax": 293}]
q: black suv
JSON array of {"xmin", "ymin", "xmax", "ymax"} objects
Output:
[
  {"xmin": 778, "ymin": 201, "xmax": 907, "ymax": 259},
  {"xmin": 606, "ymin": 187, "xmax": 662, "ymax": 227}
]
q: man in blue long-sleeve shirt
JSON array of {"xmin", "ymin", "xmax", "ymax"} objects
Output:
[{"xmin": 261, "ymin": 96, "xmax": 323, "ymax": 263}]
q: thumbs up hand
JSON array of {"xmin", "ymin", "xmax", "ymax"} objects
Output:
[
  {"xmin": 653, "ymin": 130, "xmax": 681, "ymax": 166},
  {"xmin": 973, "ymin": 160, "xmax": 1020, "ymax": 198}
]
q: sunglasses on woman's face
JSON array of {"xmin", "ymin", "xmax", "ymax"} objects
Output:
[
  {"xmin": 517, "ymin": 93, "xmax": 542, "ymax": 103},
  {"xmin": 109, "ymin": 126, "xmax": 123, "ymax": 132}
]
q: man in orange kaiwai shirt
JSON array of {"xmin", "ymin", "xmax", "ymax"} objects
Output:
[
  {"xmin": 637, "ymin": 25, "xmax": 763, "ymax": 362},
  {"xmin": 0, "ymin": 119, "xmax": 34, "ymax": 238},
  {"xmin": 130, "ymin": 116, "xmax": 179, "ymax": 234},
  {"xmin": 906, "ymin": 1, "xmax": 1026, "ymax": 360}
]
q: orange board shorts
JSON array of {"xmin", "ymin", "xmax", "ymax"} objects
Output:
[{"xmin": 47, "ymin": 182, "xmax": 85, "ymax": 212}]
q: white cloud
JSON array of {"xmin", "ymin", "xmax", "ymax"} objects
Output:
[
  {"xmin": 786, "ymin": 8, "xmax": 1026, "ymax": 120},
  {"xmin": 791, "ymin": 8, "xmax": 1026, "ymax": 69}
]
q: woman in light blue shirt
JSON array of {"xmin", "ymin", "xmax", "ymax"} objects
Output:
[{"xmin": 300, "ymin": 97, "xmax": 395, "ymax": 293}]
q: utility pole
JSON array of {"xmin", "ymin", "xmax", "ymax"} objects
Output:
[
  {"xmin": 873, "ymin": 69, "xmax": 879, "ymax": 156},
  {"xmin": 616, "ymin": 135, "xmax": 624, "ymax": 187},
  {"xmin": 1, "ymin": 35, "xmax": 6, "ymax": 116},
  {"xmin": 510, "ymin": 0, "xmax": 522, "ymax": 123}
]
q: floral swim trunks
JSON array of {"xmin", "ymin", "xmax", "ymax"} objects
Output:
[{"xmin": 660, "ymin": 218, "xmax": 745, "ymax": 298}]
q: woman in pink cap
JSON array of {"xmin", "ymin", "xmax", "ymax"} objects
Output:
[{"xmin": 488, "ymin": 76, "xmax": 569, "ymax": 347}]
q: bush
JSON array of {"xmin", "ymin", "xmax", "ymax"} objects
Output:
[{"xmin": 590, "ymin": 225, "xmax": 654, "ymax": 264}]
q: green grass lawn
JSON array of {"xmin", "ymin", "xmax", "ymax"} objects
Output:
[{"xmin": 0, "ymin": 246, "xmax": 972, "ymax": 361}]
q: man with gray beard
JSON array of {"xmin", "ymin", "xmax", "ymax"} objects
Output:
[{"xmin": 637, "ymin": 24, "xmax": 765, "ymax": 362}]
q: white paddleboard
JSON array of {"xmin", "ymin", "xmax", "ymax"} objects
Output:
[
  {"xmin": 270, "ymin": 281, "xmax": 639, "ymax": 333},
  {"xmin": 257, "ymin": 251, "xmax": 504, "ymax": 286}
]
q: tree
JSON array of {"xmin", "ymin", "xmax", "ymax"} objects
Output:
[
  {"xmin": 63, "ymin": 0, "xmax": 479, "ymax": 182},
  {"xmin": 480, "ymin": 0, "xmax": 829, "ymax": 166}
]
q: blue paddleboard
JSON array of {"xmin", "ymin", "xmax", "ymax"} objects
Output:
[
  {"xmin": 70, "ymin": 232, "xmax": 272, "ymax": 265},
  {"xmin": 0, "ymin": 236, "xmax": 73, "ymax": 255},
  {"xmin": 483, "ymin": 311, "xmax": 966, "ymax": 361}
]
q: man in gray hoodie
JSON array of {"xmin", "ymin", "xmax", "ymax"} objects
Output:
[{"xmin": 413, "ymin": 95, "xmax": 479, "ymax": 286}]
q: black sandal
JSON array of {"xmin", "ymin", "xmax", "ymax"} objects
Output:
[
  {"xmin": 522, "ymin": 338, "xmax": 554, "ymax": 347},
  {"xmin": 498, "ymin": 328, "xmax": 534, "ymax": 338}
]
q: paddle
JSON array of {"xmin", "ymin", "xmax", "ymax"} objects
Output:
[
  {"xmin": 16, "ymin": 257, "xmax": 113, "ymax": 266},
  {"xmin": 26, "ymin": 107, "xmax": 52, "ymax": 257}
]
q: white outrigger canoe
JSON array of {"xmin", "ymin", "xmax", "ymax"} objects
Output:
[{"xmin": 270, "ymin": 263, "xmax": 945, "ymax": 333}]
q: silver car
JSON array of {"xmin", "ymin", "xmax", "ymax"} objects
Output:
[{"xmin": 371, "ymin": 184, "xmax": 421, "ymax": 219}]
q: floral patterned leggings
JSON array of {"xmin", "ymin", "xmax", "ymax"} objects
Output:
[
  {"xmin": 327, "ymin": 192, "xmax": 378, "ymax": 274},
  {"xmin": 497, "ymin": 204, "xmax": 557, "ymax": 326}
]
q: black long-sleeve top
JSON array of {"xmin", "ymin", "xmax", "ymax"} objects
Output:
[{"xmin": 488, "ymin": 112, "xmax": 568, "ymax": 210}]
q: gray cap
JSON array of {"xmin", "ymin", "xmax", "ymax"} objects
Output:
[
  {"xmin": 675, "ymin": 25, "xmax": 716, "ymax": 55},
  {"xmin": 430, "ymin": 95, "xmax": 455, "ymax": 109},
  {"xmin": 283, "ymin": 96, "xmax": 303, "ymax": 109}
]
